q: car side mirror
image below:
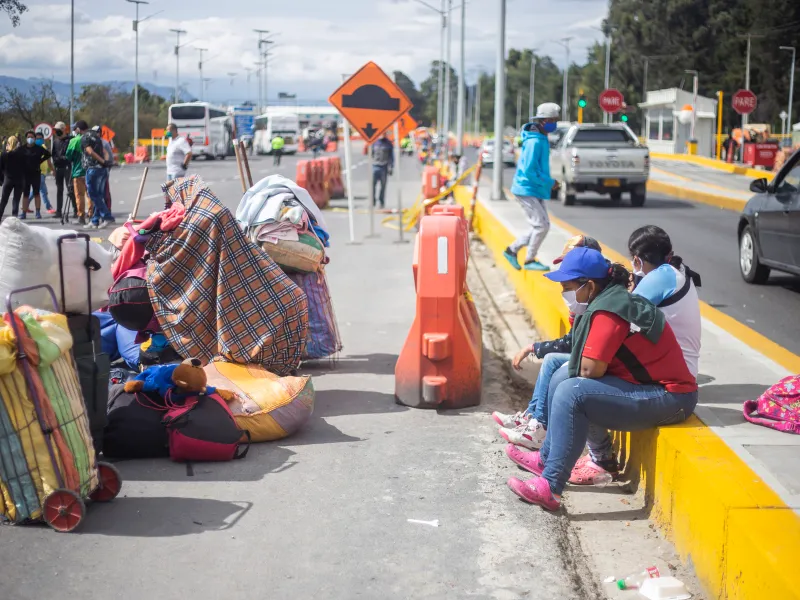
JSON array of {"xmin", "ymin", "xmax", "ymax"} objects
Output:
[{"xmin": 749, "ymin": 178, "xmax": 769, "ymax": 194}]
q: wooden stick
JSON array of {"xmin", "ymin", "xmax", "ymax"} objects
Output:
[
  {"xmin": 233, "ymin": 139, "xmax": 247, "ymax": 193},
  {"xmin": 239, "ymin": 140, "xmax": 253, "ymax": 188},
  {"xmin": 129, "ymin": 166, "xmax": 149, "ymax": 221}
]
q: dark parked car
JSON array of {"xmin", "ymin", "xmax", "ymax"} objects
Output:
[{"xmin": 738, "ymin": 148, "xmax": 800, "ymax": 283}]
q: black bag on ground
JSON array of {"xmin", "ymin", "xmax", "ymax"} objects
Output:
[
  {"xmin": 103, "ymin": 384, "xmax": 169, "ymax": 459},
  {"xmin": 58, "ymin": 234, "xmax": 111, "ymax": 456}
]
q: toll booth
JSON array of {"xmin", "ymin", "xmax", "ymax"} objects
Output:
[{"xmin": 638, "ymin": 88, "xmax": 718, "ymax": 157}]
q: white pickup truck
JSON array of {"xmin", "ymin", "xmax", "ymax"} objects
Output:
[{"xmin": 550, "ymin": 123, "xmax": 650, "ymax": 207}]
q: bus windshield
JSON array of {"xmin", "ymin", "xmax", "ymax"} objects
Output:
[{"xmin": 170, "ymin": 105, "xmax": 206, "ymax": 121}]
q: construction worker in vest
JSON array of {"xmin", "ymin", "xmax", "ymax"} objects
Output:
[{"xmin": 271, "ymin": 135, "xmax": 285, "ymax": 166}]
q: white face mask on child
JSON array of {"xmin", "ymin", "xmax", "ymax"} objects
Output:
[
  {"xmin": 630, "ymin": 257, "xmax": 646, "ymax": 278},
  {"xmin": 562, "ymin": 283, "xmax": 589, "ymax": 316}
]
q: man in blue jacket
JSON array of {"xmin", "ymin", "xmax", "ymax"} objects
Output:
[{"xmin": 504, "ymin": 102, "xmax": 560, "ymax": 272}]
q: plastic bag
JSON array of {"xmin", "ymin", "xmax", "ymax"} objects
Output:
[{"xmin": 0, "ymin": 218, "xmax": 112, "ymax": 313}]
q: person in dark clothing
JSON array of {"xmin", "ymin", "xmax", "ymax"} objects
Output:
[
  {"xmin": 19, "ymin": 129, "xmax": 52, "ymax": 219},
  {"xmin": 51, "ymin": 121, "xmax": 75, "ymax": 220},
  {"xmin": 0, "ymin": 136, "xmax": 26, "ymax": 221},
  {"xmin": 81, "ymin": 125, "xmax": 114, "ymax": 229},
  {"xmin": 371, "ymin": 133, "xmax": 394, "ymax": 208}
]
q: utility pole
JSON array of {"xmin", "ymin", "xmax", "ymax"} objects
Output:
[
  {"xmin": 603, "ymin": 32, "xmax": 611, "ymax": 123},
  {"xmin": 780, "ymin": 45, "xmax": 796, "ymax": 147},
  {"xmin": 126, "ymin": 0, "xmax": 148, "ymax": 158},
  {"xmin": 528, "ymin": 52, "xmax": 537, "ymax": 119},
  {"xmin": 475, "ymin": 76, "xmax": 481, "ymax": 136},
  {"xmin": 70, "ymin": 0, "xmax": 74, "ymax": 127},
  {"xmin": 685, "ymin": 70, "xmax": 699, "ymax": 142},
  {"xmin": 197, "ymin": 47, "xmax": 208, "ymax": 102},
  {"xmin": 443, "ymin": 0, "xmax": 453, "ymax": 150},
  {"xmin": 170, "ymin": 28, "xmax": 187, "ymax": 104},
  {"xmin": 555, "ymin": 37, "xmax": 573, "ymax": 122},
  {"xmin": 516, "ymin": 90, "xmax": 522, "ymax": 131},
  {"xmin": 245, "ymin": 67, "xmax": 253, "ymax": 104},
  {"xmin": 491, "ymin": 0, "xmax": 506, "ymax": 201},
  {"xmin": 455, "ymin": 0, "xmax": 466, "ymax": 154},
  {"xmin": 254, "ymin": 29, "xmax": 269, "ymax": 113}
]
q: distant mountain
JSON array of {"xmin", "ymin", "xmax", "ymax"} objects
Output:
[{"xmin": 0, "ymin": 76, "xmax": 189, "ymax": 103}]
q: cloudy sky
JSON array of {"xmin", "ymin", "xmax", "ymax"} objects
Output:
[{"xmin": 0, "ymin": 0, "xmax": 607, "ymax": 103}]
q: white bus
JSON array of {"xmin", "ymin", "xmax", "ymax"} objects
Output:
[
  {"xmin": 253, "ymin": 113, "xmax": 300, "ymax": 155},
  {"xmin": 168, "ymin": 102, "xmax": 233, "ymax": 160}
]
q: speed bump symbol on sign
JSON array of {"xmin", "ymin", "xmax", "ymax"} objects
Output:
[{"xmin": 330, "ymin": 61, "xmax": 413, "ymax": 144}]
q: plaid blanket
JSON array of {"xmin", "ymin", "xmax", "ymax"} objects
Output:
[{"xmin": 145, "ymin": 176, "xmax": 308, "ymax": 375}]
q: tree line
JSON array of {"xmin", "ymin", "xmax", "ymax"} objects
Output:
[
  {"xmin": 395, "ymin": 0, "xmax": 799, "ymax": 134},
  {"xmin": 0, "ymin": 83, "xmax": 171, "ymax": 152}
]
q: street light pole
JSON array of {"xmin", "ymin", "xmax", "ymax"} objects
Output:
[
  {"xmin": 603, "ymin": 32, "xmax": 611, "ymax": 123},
  {"xmin": 475, "ymin": 76, "xmax": 481, "ymax": 136},
  {"xmin": 455, "ymin": 0, "xmax": 466, "ymax": 154},
  {"xmin": 254, "ymin": 30, "xmax": 269, "ymax": 113},
  {"xmin": 169, "ymin": 28, "xmax": 187, "ymax": 104},
  {"xmin": 685, "ymin": 69, "xmax": 698, "ymax": 142},
  {"xmin": 491, "ymin": 0, "xmax": 506, "ymax": 201},
  {"xmin": 528, "ymin": 53, "xmax": 537, "ymax": 119},
  {"xmin": 197, "ymin": 47, "xmax": 207, "ymax": 102},
  {"xmin": 555, "ymin": 37, "xmax": 573, "ymax": 122},
  {"xmin": 126, "ymin": 0, "xmax": 148, "ymax": 158},
  {"xmin": 70, "ymin": 0, "xmax": 74, "ymax": 127},
  {"xmin": 780, "ymin": 45, "xmax": 796, "ymax": 147},
  {"xmin": 443, "ymin": 0, "xmax": 453, "ymax": 149}
]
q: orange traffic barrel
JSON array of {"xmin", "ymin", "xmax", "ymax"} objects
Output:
[
  {"xmin": 395, "ymin": 213, "xmax": 482, "ymax": 409},
  {"xmin": 422, "ymin": 166, "xmax": 440, "ymax": 199}
]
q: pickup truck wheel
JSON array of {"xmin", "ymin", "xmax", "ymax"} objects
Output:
[
  {"xmin": 609, "ymin": 192, "xmax": 622, "ymax": 205},
  {"xmin": 630, "ymin": 185, "xmax": 646, "ymax": 207},
  {"xmin": 559, "ymin": 178, "xmax": 576, "ymax": 206}
]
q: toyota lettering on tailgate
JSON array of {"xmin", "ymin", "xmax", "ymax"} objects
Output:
[{"xmin": 588, "ymin": 160, "xmax": 635, "ymax": 169}]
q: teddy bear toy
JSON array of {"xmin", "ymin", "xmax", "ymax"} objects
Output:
[{"xmin": 124, "ymin": 358, "xmax": 234, "ymax": 402}]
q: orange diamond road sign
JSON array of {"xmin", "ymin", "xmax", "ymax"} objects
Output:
[
  {"xmin": 395, "ymin": 114, "xmax": 418, "ymax": 140},
  {"xmin": 329, "ymin": 61, "xmax": 413, "ymax": 144}
]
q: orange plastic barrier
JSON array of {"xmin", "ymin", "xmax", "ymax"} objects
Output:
[
  {"xmin": 329, "ymin": 157, "xmax": 345, "ymax": 198},
  {"xmin": 306, "ymin": 159, "xmax": 329, "ymax": 209},
  {"xmin": 422, "ymin": 166, "xmax": 440, "ymax": 199},
  {"xmin": 296, "ymin": 159, "xmax": 310, "ymax": 192},
  {"xmin": 133, "ymin": 146, "xmax": 149, "ymax": 163},
  {"xmin": 298, "ymin": 139, "xmax": 306, "ymax": 152},
  {"xmin": 395, "ymin": 213, "xmax": 482, "ymax": 409},
  {"xmin": 326, "ymin": 141, "xmax": 338, "ymax": 153}
]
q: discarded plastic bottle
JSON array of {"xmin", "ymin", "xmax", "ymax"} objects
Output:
[
  {"xmin": 616, "ymin": 566, "xmax": 660, "ymax": 590},
  {"xmin": 593, "ymin": 472, "xmax": 614, "ymax": 487}
]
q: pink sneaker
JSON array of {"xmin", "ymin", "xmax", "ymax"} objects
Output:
[
  {"xmin": 569, "ymin": 455, "xmax": 618, "ymax": 485},
  {"xmin": 504, "ymin": 444, "xmax": 545, "ymax": 475},
  {"xmin": 491, "ymin": 410, "xmax": 528, "ymax": 429},
  {"xmin": 507, "ymin": 476, "xmax": 561, "ymax": 511}
]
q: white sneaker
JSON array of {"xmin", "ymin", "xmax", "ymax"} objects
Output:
[
  {"xmin": 491, "ymin": 410, "xmax": 529, "ymax": 429},
  {"xmin": 499, "ymin": 419, "xmax": 546, "ymax": 450}
]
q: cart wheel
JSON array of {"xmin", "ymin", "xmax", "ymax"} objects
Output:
[
  {"xmin": 43, "ymin": 489, "xmax": 86, "ymax": 533},
  {"xmin": 89, "ymin": 462, "xmax": 123, "ymax": 503}
]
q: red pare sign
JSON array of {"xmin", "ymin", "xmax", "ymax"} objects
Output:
[
  {"xmin": 732, "ymin": 90, "xmax": 757, "ymax": 115},
  {"xmin": 599, "ymin": 89, "xmax": 624, "ymax": 114}
]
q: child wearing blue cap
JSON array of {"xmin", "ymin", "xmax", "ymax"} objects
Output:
[{"xmin": 505, "ymin": 247, "xmax": 698, "ymax": 511}]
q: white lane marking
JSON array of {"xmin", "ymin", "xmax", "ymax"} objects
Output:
[
  {"xmin": 142, "ymin": 193, "xmax": 162, "ymax": 200},
  {"xmin": 128, "ymin": 176, "xmax": 141, "ymax": 181}
]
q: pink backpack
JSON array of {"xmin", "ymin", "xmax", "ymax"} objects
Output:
[{"xmin": 743, "ymin": 375, "xmax": 800, "ymax": 434}]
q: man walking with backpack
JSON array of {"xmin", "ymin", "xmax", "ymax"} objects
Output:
[
  {"xmin": 371, "ymin": 133, "xmax": 394, "ymax": 209},
  {"xmin": 81, "ymin": 124, "xmax": 115, "ymax": 230},
  {"xmin": 51, "ymin": 121, "xmax": 74, "ymax": 221}
]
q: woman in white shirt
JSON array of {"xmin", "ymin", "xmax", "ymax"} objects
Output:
[{"xmin": 165, "ymin": 123, "xmax": 192, "ymax": 181}]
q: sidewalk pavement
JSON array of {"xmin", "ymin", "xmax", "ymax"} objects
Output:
[
  {"xmin": 455, "ymin": 178, "xmax": 800, "ymax": 600},
  {"xmin": 648, "ymin": 161, "xmax": 752, "ymax": 211}
]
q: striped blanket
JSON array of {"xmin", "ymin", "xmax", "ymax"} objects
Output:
[{"xmin": 146, "ymin": 176, "xmax": 309, "ymax": 375}]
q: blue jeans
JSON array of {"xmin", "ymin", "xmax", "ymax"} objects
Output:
[
  {"xmin": 526, "ymin": 352, "xmax": 569, "ymax": 426},
  {"xmin": 29, "ymin": 174, "xmax": 51, "ymax": 208},
  {"xmin": 85, "ymin": 168, "xmax": 113, "ymax": 225},
  {"xmin": 372, "ymin": 165, "xmax": 388, "ymax": 207},
  {"xmin": 539, "ymin": 365, "xmax": 697, "ymax": 495}
]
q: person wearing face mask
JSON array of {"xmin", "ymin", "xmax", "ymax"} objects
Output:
[
  {"xmin": 51, "ymin": 122, "xmax": 75, "ymax": 221},
  {"xmin": 66, "ymin": 120, "xmax": 91, "ymax": 225},
  {"xmin": 27, "ymin": 131, "xmax": 56, "ymax": 215},
  {"xmin": 503, "ymin": 102, "xmax": 561, "ymax": 272},
  {"xmin": 493, "ymin": 235, "xmax": 603, "ymax": 450},
  {"xmin": 19, "ymin": 130, "xmax": 52, "ymax": 219},
  {"xmin": 0, "ymin": 136, "xmax": 26, "ymax": 220},
  {"xmin": 505, "ymin": 247, "xmax": 698, "ymax": 511}
]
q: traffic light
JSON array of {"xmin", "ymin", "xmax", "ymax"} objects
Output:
[
  {"xmin": 620, "ymin": 113, "xmax": 629, "ymax": 122},
  {"xmin": 577, "ymin": 94, "xmax": 587, "ymax": 109},
  {"xmin": 577, "ymin": 90, "xmax": 586, "ymax": 123}
]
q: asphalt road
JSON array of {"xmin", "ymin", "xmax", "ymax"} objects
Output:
[
  {"xmin": 651, "ymin": 158, "xmax": 755, "ymax": 192},
  {"xmin": 492, "ymin": 161, "xmax": 800, "ymax": 356},
  {"xmin": 0, "ymin": 149, "xmax": 588, "ymax": 599}
]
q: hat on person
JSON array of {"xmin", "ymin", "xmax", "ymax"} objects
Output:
[
  {"xmin": 54, "ymin": 121, "xmax": 66, "ymax": 131},
  {"xmin": 91, "ymin": 125, "xmax": 101, "ymax": 132},
  {"xmin": 553, "ymin": 234, "xmax": 602, "ymax": 264},
  {"xmin": 74, "ymin": 120, "xmax": 89, "ymax": 131},
  {"xmin": 545, "ymin": 247, "xmax": 610, "ymax": 282},
  {"xmin": 532, "ymin": 102, "xmax": 561, "ymax": 120}
]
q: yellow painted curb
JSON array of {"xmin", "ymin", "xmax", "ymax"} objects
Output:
[
  {"xmin": 455, "ymin": 185, "xmax": 800, "ymax": 600},
  {"xmin": 647, "ymin": 179, "xmax": 747, "ymax": 212},
  {"xmin": 651, "ymin": 152, "xmax": 775, "ymax": 182}
]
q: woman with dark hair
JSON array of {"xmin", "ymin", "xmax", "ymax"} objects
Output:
[
  {"xmin": 505, "ymin": 247, "xmax": 698, "ymax": 511},
  {"xmin": 0, "ymin": 136, "xmax": 26, "ymax": 220}
]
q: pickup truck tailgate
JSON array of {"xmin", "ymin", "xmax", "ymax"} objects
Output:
[{"xmin": 577, "ymin": 147, "xmax": 648, "ymax": 177}]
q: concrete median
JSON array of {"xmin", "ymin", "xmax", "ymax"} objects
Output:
[{"xmin": 453, "ymin": 182, "xmax": 800, "ymax": 600}]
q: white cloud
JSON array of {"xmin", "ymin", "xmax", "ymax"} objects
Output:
[{"xmin": 0, "ymin": 1, "xmax": 608, "ymax": 102}]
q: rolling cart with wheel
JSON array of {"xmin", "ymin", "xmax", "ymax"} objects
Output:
[{"xmin": 0, "ymin": 284, "xmax": 122, "ymax": 532}]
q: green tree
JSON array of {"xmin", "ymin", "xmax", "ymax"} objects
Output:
[
  {"xmin": 1, "ymin": 0, "xmax": 27, "ymax": 26},
  {"xmin": 393, "ymin": 70, "xmax": 425, "ymax": 123}
]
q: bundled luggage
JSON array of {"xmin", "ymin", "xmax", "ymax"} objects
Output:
[{"xmin": 0, "ymin": 286, "xmax": 121, "ymax": 532}]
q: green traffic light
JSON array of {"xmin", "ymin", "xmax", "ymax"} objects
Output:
[
  {"xmin": 620, "ymin": 114, "xmax": 629, "ymax": 122},
  {"xmin": 578, "ymin": 97, "xmax": 587, "ymax": 108}
]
